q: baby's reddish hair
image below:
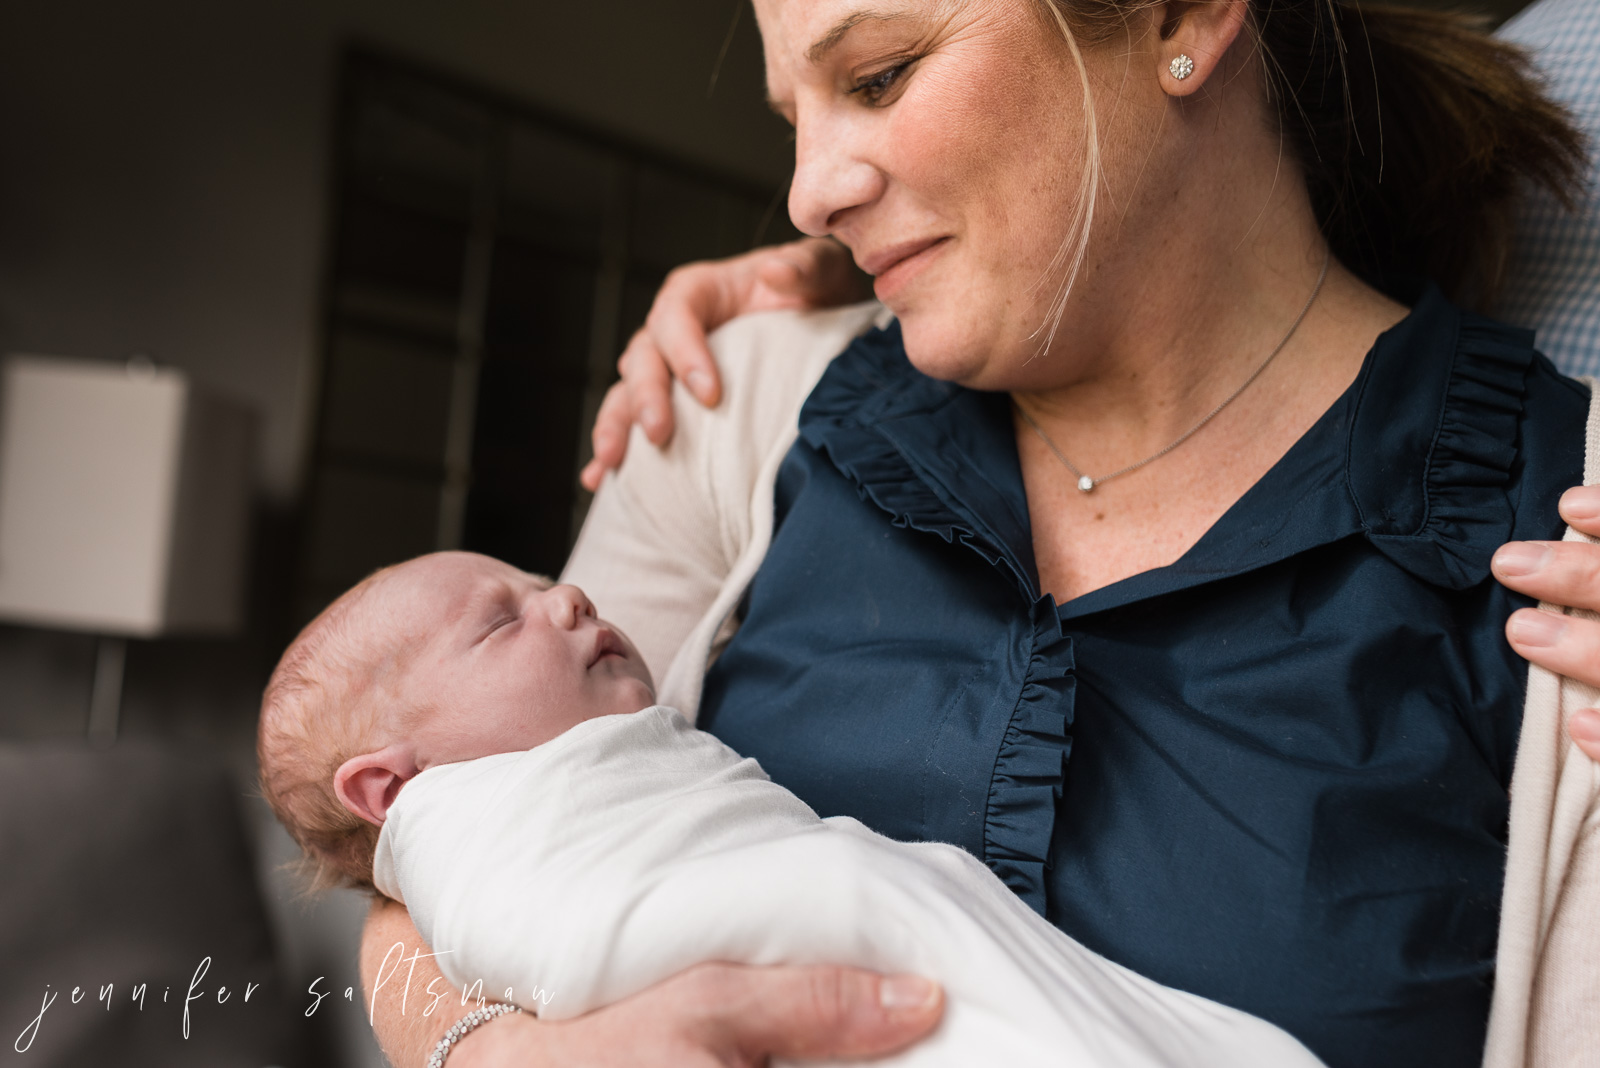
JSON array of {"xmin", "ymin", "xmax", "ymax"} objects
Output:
[{"xmin": 257, "ymin": 565, "xmax": 417, "ymax": 892}]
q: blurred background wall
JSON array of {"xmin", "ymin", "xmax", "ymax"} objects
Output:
[
  {"xmin": 0, "ymin": 2, "xmax": 788, "ymax": 1064},
  {"xmin": 0, "ymin": 0, "xmax": 1537, "ymax": 1064}
]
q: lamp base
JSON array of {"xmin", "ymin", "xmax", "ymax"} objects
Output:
[{"xmin": 87, "ymin": 636, "xmax": 125, "ymax": 747}]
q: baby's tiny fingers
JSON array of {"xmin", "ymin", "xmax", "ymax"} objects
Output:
[{"xmin": 1507, "ymin": 609, "xmax": 1600, "ymax": 690}]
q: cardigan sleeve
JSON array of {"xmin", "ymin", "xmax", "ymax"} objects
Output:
[
  {"xmin": 561, "ymin": 302, "xmax": 885, "ymax": 707},
  {"xmin": 1486, "ymin": 375, "xmax": 1600, "ymax": 1068},
  {"xmin": 560, "ymin": 413, "xmax": 729, "ymax": 695},
  {"xmin": 1527, "ymin": 801, "xmax": 1600, "ymax": 1066}
]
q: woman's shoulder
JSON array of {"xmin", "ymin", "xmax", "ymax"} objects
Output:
[
  {"xmin": 1519, "ymin": 345, "xmax": 1591, "ymax": 444},
  {"xmin": 1346, "ymin": 287, "xmax": 1589, "ymax": 584},
  {"xmin": 681, "ymin": 300, "xmax": 887, "ymax": 496},
  {"xmin": 1510, "ymin": 345, "xmax": 1590, "ymax": 541},
  {"xmin": 703, "ymin": 301, "xmax": 888, "ymax": 428},
  {"xmin": 1449, "ymin": 293, "xmax": 1592, "ymax": 542},
  {"xmin": 1437, "ymin": 298, "xmax": 1589, "ymax": 546}
]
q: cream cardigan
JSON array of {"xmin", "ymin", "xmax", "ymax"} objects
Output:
[{"xmin": 560, "ymin": 305, "xmax": 1599, "ymax": 1068}]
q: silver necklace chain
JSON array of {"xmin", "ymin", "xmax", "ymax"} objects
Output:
[{"xmin": 1016, "ymin": 249, "xmax": 1331, "ymax": 494}]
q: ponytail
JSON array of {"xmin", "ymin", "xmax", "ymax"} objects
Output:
[{"xmin": 1255, "ymin": 1, "xmax": 1587, "ymax": 304}]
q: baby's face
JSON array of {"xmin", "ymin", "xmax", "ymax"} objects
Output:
[{"xmin": 386, "ymin": 553, "xmax": 654, "ymax": 767}]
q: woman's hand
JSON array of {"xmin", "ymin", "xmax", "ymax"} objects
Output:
[
  {"xmin": 580, "ymin": 236, "xmax": 866, "ymax": 490},
  {"xmin": 453, "ymin": 961, "xmax": 944, "ymax": 1067},
  {"xmin": 366, "ymin": 892, "xmax": 942, "ymax": 1068},
  {"xmin": 1492, "ymin": 485, "xmax": 1600, "ymax": 760}
]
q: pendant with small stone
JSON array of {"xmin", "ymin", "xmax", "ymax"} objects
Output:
[{"xmin": 1077, "ymin": 476, "xmax": 1095, "ymax": 492}]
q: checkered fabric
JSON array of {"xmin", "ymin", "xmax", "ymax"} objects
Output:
[{"xmin": 1496, "ymin": 0, "xmax": 1600, "ymax": 378}]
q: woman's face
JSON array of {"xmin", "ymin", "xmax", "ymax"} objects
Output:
[{"xmin": 755, "ymin": 0, "xmax": 1151, "ymax": 389}]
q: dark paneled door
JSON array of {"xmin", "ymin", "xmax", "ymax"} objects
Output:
[{"xmin": 295, "ymin": 51, "xmax": 792, "ymax": 624}]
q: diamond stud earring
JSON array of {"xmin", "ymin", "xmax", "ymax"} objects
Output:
[{"xmin": 1169, "ymin": 54, "xmax": 1195, "ymax": 81}]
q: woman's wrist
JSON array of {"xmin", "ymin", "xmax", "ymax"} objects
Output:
[
  {"xmin": 444, "ymin": 1007, "xmax": 545, "ymax": 1068},
  {"xmin": 428, "ymin": 1003, "xmax": 524, "ymax": 1068}
]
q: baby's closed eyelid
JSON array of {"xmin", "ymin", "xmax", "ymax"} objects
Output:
[{"xmin": 472, "ymin": 611, "xmax": 518, "ymax": 645}]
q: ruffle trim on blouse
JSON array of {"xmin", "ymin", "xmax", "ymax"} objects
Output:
[
  {"xmin": 982, "ymin": 603, "xmax": 1075, "ymax": 915},
  {"xmin": 1359, "ymin": 310, "xmax": 1534, "ymax": 590},
  {"xmin": 798, "ymin": 327, "xmax": 1037, "ymax": 598},
  {"xmin": 799, "ymin": 328, "xmax": 1072, "ymax": 915}
]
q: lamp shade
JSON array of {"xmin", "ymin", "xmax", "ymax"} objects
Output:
[{"xmin": 0, "ymin": 356, "xmax": 255, "ymax": 637}]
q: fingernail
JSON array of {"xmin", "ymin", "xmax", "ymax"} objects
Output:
[
  {"xmin": 1510, "ymin": 610, "xmax": 1566, "ymax": 648},
  {"xmin": 1563, "ymin": 485, "xmax": 1600, "ymax": 521},
  {"xmin": 880, "ymin": 975, "xmax": 937, "ymax": 1011},
  {"xmin": 686, "ymin": 370, "xmax": 713, "ymax": 401},
  {"xmin": 1571, "ymin": 709, "xmax": 1600, "ymax": 743},
  {"xmin": 641, "ymin": 407, "xmax": 663, "ymax": 433},
  {"xmin": 1493, "ymin": 543, "xmax": 1551, "ymax": 577}
]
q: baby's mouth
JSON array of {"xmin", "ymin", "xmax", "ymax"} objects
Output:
[{"xmin": 588, "ymin": 628, "xmax": 627, "ymax": 668}]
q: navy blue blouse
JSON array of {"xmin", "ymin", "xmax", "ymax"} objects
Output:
[{"xmin": 697, "ymin": 286, "xmax": 1589, "ymax": 1068}]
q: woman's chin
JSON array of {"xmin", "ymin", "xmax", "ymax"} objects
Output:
[{"xmin": 898, "ymin": 314, "xmax": 1009, "ymax": 388}]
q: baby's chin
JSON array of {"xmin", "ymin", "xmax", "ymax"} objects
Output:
[
  {"xmin": 605, "ymin": 677, "xmax": 657, "ymax": 718},
  {"xmin": 558, "ymin": 678, "xmax": 655, "ymax": 737},
  {"xmin": 592, "ymin": 651, "xmax": 656, "ymax": 714}
]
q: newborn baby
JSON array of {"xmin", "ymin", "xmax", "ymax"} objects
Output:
[{"xmin": 259, "ymin": 551, "xmax": 1324, "ymax": 1068}]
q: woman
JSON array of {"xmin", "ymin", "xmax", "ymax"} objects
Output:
[{"xmin": 362, "ymin": 0, "xmax": 1593, "ymax": 1065}]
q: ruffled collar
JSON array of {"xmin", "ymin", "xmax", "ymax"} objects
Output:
[
  {"xmin": 797, "ymin": 284, "xmax": 1537, "ymax": 617},
  {"xmin": 1345, "ymin": 286, "xmax": 1534, "ymax": 587}
]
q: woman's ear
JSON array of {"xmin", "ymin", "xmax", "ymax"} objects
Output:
[
  {"xmin": 334, "ymin": 745, "xmax": 419, "ymax": 827},
  {"xmin": 1155, "ymin": 0, "xmax": 1252, "ymax": 98}
]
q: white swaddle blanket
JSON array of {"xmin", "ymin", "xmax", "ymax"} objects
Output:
[{"xmin": 374, "ymin": 706, "xmax": 1325, "ymax": 1067}]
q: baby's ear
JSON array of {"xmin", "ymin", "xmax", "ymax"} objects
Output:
[{"xmin": 334, "ymin": 745, "xmax": 419, "ymax": 826}]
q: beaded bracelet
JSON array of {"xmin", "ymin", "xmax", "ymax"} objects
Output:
[{"xmin": 426, "ymin": 1002, "xmax": 523, "ymax": 1068}]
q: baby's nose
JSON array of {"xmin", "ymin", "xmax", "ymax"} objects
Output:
[{"xmin": 544, "ymin": 584, "xmax": 595, "ymax": 628}]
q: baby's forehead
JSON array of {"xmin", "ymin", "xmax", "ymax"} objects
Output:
[{"xmin": 384, "ymin": 554, "xmax": 548, "ymax": 617}]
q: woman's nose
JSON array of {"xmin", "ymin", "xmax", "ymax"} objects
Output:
[
  {"xmin": 788, "ymin": 113, "xmax": 884, "ymax": 237},
  {"xmin": 543, "ymin": 584, "xmax": 595, "ymax": 629}
]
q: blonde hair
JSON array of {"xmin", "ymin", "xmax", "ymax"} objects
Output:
[
  {"xmin": 1030, "ymin": 0, "xmax": 1101, "ymax": 357},
  {"xmin": 257, "ymin": 565, "xmax": 417, "ymax": 893}
]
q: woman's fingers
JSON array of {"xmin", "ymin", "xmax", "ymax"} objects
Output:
[
  {"xmin": 1506, "ymin": 614, "xmax": 1600, "ymax": 770},
  {"xmin": 1506, "ymin": 608, "xmax": 1600, "ymax": 690},
  {"xmin": 523, "ymin": 962, "xmax": 942, "ymax": 1068},
  {"xmin": 753, "ymin": 237, "xmax": 855, "ymax": 306},
  {"xmin": 1494, "ymin": 489, "xmax": 1600, "ymax": 757},
  {"xmin": 642, "ymin": 240, "xmax": 864, "ymax": 410},
  {"xmin": 1492, "ymin": 538, "xmax": 1600, "ymax": 612},
  {"xmin": 582, "ymin": 380, "xmax": 636, "ymax": 491},
  {"xmin": 646, "ymin": 263, "xmax": 730, "ymax": 408},
  {"xmin": 1559, "ymin": 484, "xmax": 1600, "ymax": 538},
  {"xmin": 794, "ymin": 235, "xmax": 872, "ymax": 306},
  {"xmin": 1570, "ymin": 708, "xmax": 1600, "ymax": 762},
  {"xmin": 687, "ymin": 963, "xmax": 943, "ymax": 1062},
  {"xmin": 617, "ymin": 328, "xmax": 677, "ymax": 446},
  {"xmin": 583, "ymin": 240, "xmax": 866, "ymax": 487},
  {"xmin": 753, "ymin": 247, "xmax": 809, "ymax": 296}
]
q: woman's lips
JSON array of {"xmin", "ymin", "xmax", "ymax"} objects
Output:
[{"xmin": 863, "ymin": 237, "xmax": 950, "ymax": 303}]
